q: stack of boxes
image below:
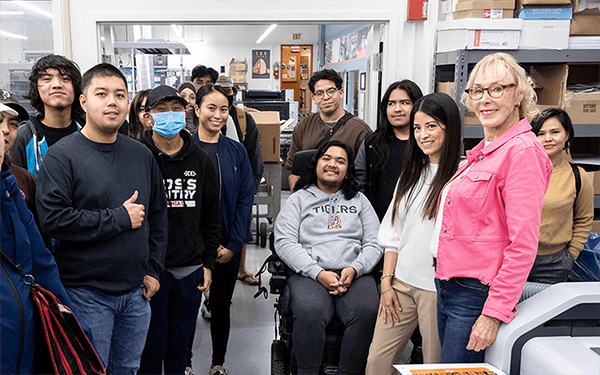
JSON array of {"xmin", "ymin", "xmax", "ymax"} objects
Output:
[
  {"xmin": 228, "ymin": 58, "xmax": 248, "ymax": 84},
  {"xmin": 439, "ymin": 0, "xmax": 600, "ymax": 45},
  {"xmin": 453, "ymin": 0, "xmax": 516, "ymax": 19}
]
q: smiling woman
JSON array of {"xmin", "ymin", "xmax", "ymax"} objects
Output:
[
  {"xmin": 192, "ymin": 84, "xmax": 255, "ymax": 375},
  {"xmin": 528, "ymin": 108, "xmax": 594, "ymax": 284},
  {"xmin": 434, "ymin": 53, "xmax": 553, "ymax": 363}
]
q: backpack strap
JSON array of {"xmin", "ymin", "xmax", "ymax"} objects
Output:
[
  {"xmin": 235, "ymin": 107, "xmax": 247, "ymax": 142},
  {"xmin": 569, "ymin": 162, "xmax": 582, "ymax": 208},
  {"xmin": 316, "ymin": 112, "xmax": 354, "ymax": 150}
]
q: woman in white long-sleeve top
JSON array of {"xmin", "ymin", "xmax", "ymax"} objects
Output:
[{"xmin": 366, "ymin": 93, "xmax": 462, "ymax": 375}]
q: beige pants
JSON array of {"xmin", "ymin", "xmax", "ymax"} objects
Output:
[{"xmin": 366, "ymin": 278, "xmax": 441, "ymax": 375}]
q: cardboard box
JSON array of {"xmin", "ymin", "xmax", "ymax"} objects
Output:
[
  {"xmin": 530, "ymin": 64, "xmax": 568, "ymax": 111},
  {"xmin": 517, "ymin": 7, "xmax": 573, "ymax": 18},
  {"xmin": 587, "ymin": 170, "xmax": 600, "ymax": 195},
  {"xmin": 520, "ymin": 19, "xmax": 571, "ymax": 48},
  {"xmin": 229, "ymin": 70, "xmax": 247, "ymax": 84},
  {"xmin": 229, "ymin": 58, "xmax": 248, "ymax": 83},
  {"xmin": 454, "ymin": 9, "xmax": 514, "ymax": 19},
  {"xmin": 570, "ymin": 6, "xmax": 600, "ymax": 35},
  {"xmin": 455, "ymin": 0, "xmax": 516, "ymax": 11},
  {"xmin": 564, "ymin": 63, "xmax": 600, "ymax": 124},
  {"xmin": 564, "ymin": 91, "xmax": 600, "ymax": 124},
  {"xmin": 436, "ymin": 82, "xmax": 456, "ymax": 98},
  {"xmin": 464, "ymin": 110, "xmax": 481, "ymax": 125},
  {"xmin": 249, "ymin": 111, "xmax": 281, "ymax": 163},
  {"xmin": 229, "ymin": 57, "xmax": 247, "ymax": 72},
  {"xmin": 518, "ymin": 0, "xmax": 572, "ymax": 4},
  {"xmin": 437, "ymin": 19, "xmax": 522, "ymax": 52}
]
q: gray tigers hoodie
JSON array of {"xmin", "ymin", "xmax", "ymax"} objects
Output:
[{"xmin": 274, "ymin": 185, "xmax": 383, "ymax": 280}]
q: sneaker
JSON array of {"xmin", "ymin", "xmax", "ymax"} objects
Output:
[
  {"xmin": 208, "ymin": 366, "xmax": 229, "ymax": 375},
  {"xmin": 185, "ymin": 367, "xmax": 195, "ymax": 375},
  {"xmin": 200, "ymin": 296, "xmax": 211, "ymax": 321}
]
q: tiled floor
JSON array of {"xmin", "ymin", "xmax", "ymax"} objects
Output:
[{"xmin": 189, "ymin": 242, "xmax": 278, "ymax": 375}]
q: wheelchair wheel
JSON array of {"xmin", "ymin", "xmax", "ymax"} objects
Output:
[
  {"xmin": 260, "ymin": 222, "xmax": 268, "ymax": 248},
  {"xmin": 271, "ymin": 339, "xmax": 289, "ymax": 375},
  {"xmin": 271, "ymin": 358, "xmax": 286, "ymax": 375}
]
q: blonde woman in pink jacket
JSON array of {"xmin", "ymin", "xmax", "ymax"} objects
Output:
[{"xmin": 432, "ymin": 53, "xmax": 552, "ymax": 363}]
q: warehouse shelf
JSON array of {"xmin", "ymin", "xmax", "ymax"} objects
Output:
[{"xmin": 434, "ymin": 48, "xmax": 600, "ymax": 139}]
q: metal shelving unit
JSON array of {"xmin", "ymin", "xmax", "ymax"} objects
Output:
[
  {"xmin": 434, "ymin": 48, "xmax": 600, "ymax": 214},
  {"xmin": 434, "ymin": 49, "xmax": 600, "ymax": 140}
]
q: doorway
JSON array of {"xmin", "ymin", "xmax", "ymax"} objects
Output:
[{"xmin": 280, "ymin": 45, "xmax": 313, "ymax": 114}]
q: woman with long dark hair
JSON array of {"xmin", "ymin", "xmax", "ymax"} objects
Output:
[
  {"xmin": 366, "ymin": 93, "xmax": 462, "ymax": 374},
  {"xmin": 192, "ymin": 85, "xmax": 254, "ymax": 375},
  {"xmin": 355, "ymin": 80, "xmax": 423, "ymax": 220},
  {"xmin": 529, "ymin": 108, "xmax": 593, "ymax": 283}
]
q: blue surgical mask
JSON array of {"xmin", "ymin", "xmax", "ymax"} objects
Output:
[{"xmin": 151, "ymin": 111, "xmax": 186, "ymax": 138}]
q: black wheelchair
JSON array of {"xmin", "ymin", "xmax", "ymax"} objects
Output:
[{"xmin": 254, "ymin": 236, "xmax": 381, "ymax": 375}]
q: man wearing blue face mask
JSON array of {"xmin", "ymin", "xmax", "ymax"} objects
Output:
[{"xmin": 138, "ymin": 85, "xmax": 221, "ymax": 374}]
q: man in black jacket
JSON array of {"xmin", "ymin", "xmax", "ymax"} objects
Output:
[{"xmin": 138, "ymin": 86, "xmax": 221, "ymax": 374}]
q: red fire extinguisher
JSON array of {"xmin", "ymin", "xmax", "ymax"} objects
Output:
[{"xmin": 273, "ymin": 62, "xmax": 279, "ymax": 80}]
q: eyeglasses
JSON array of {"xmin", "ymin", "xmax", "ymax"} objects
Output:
[
  {"xmin": 313, "ymin": 87, "xmax": 338, "ymax": 99},
  {"xmin": 465, "ymin": 84, "xmax": 516, "ymax": 100}
]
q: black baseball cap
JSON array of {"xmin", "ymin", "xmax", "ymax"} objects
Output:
[
  {"xmin": 145, "ymin": 86, "xmax": 188, "ymax": 111},
  {"xmin": 0, "ymin": 89, "xmax": 29, "ymax": 121}
]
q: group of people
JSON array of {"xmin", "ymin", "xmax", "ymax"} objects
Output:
[
  {"xmin": 276, "ymin": 53, "xmax": 594, "ymax": 375},
  {"xmin": 0, "ymin": 55, "xmax": 262, "ymax": 375},
  {"xmin": 0, "ymin": 51, "xmax": 594, "ymax": 375}
]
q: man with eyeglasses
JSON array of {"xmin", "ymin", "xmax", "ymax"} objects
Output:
[{"xmin": 285, "ymin": 69, "xmax": 372, "ymax": 192}]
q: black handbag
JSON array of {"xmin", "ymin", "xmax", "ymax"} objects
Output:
[{"xmin": 1, "ymin": 248, "xmax": 106, "ymax": 375}]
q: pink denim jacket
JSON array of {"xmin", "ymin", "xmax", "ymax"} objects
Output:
[{"xmin": 435, "ymin": 118, "xmax": 552, "ymax": 323}]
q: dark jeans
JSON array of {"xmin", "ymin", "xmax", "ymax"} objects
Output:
[
  {"xmin": 66, "ymin": 285, "xmax": 151, "ymax": 374},
  {"xmin": 284, "ymin": 273, "xmax": 378, "ymax": 375},
  {"xmin": 139, "ymin": 268, "xmax": 204, "ymax": 374},
  {"xmin": 210, "ymin": 253, "xmax": 242, "ymax": 366},
  {"xmin": 435, "ymin": 278, "xmax": 490, "ymax": 364},
  {"xmin": 528, "ymin": 247, "xmax": 575, "ymax": 284}
]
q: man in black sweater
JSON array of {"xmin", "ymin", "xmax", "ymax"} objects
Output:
[
  {"xmin": 36, "ymin": 64, "xmax": 168, "ymax": 373},
  {"xmin": 138, "ymin": 86, "xmax": 221, "ymax": 374}
]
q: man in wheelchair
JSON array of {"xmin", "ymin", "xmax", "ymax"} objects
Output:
[{"xmin": 274, "ymin": 140, "xmax": 383, "ymax": 375}]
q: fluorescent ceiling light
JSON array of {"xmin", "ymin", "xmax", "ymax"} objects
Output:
[
  {"xmin": 0, "ymin": 11, "xmax": 25, "ymax": 15},
  {"xmin": 13, "ymin": 0, "xmax": 53, "ymax": 19},
  {"xmin": 256, "ymin": 24, "xmax": 277, "ymax": 44},
  {"xmin": 0, "ymin": 30, "xmax": 28, "ymax": 40}
]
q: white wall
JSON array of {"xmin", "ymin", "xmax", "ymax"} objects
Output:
[{"xmin": 65, "ymin": 0, "xmax": 439, "ymax": 126}]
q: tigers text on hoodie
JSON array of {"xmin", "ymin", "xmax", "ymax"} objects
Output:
[{"xmin": 274, "ymin": 185, "xmax": 383, "ymax": 280}]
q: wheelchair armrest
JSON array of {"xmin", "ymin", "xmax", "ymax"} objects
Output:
[{"xmin": 269, "ymin": 253, "xmax": 293, "ymax": 295}]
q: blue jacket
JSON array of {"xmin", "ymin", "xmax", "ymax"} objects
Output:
[
  {"xmin": 193, "ymin": 133, "xmax": 254, "ymax": 255},
  {"xmin": 1, "ymin": 162, "xmax": 91, "ymax": 374},
  {"xmin": 9, "ymin": 116, "xmax": 83, "ymax": 178}
]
